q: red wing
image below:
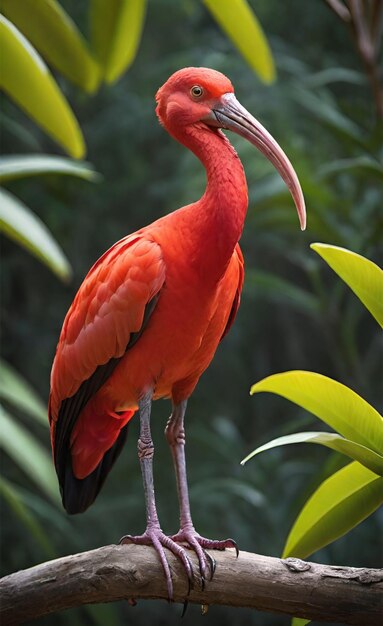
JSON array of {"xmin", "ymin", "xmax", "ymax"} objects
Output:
[
  {"xmin": 49, "ymin": 233, "xmax": 166, "ymax": 427},
  {"xmin": 221, "ymin": 243, "xmax": 244, "ymax": 340}
]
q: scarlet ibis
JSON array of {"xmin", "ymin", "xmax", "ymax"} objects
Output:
[{"xmin": 49, "ymin": 67, "xmax": 306, "ymax": 597}]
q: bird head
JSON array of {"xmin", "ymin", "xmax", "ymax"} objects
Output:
[{"xmin": 156, "ymin": 67, "xmax": 306, "ymax": 230}]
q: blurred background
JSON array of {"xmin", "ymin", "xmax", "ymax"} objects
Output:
[{"xmin": 1, "ymin": 1, "xmax": 382, "ymax": 624}]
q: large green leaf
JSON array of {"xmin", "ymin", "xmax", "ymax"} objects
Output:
[
  {"xmin": 0, "ymin": 15, "xmax": 85, "ymax": 158},
  {"xmin": 1, "ymin": 0, "xmax": 100, "ymax": 93},
  {"xmin": 0, "ymin": 406, "xmax": 60, "ymax": 505},
  {"xmin": 91, "ymin": 0, "xmax": 147, "ymax": 84},
  {"xmin": 0, "ymin": 154, "xmax": 100, "ymax": 183},
  {"xmin": 0, "ymin": 360, "xmax": 48, "ymax": 427},
  {"xmin": 0, "ymin": 476, "xmax": 55, "ymax": 557},
  {"xmin": 311, "ymin": 243, "xmax": 383, "ymax": 328},
  {"xmin": 251, "ymin": 371, "xmax": 383, "ymax": 455},
  {"xmin": 241, "ymin": 431, "xmax": 383, "ymax": 476},
  {"xmin": 282, "ymin": 462, "xmax": 383, "ymax": 558},
  {"xmin": 292, "ymin": 619, "xmax": 309, "ymax": 626},
  {"xmin": 203, "ymin": 0, "xmax": 276, "ymax": 83},
  {"xmin": 0, "ymin": 188, "xmax": 71, "ymax": 282}
]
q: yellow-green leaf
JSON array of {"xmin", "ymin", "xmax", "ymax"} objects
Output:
[
  {"xmin": 292, "ymin": 619, "xmax": 310, "ymax": 626},
  {"xmin": 0, "ymin": 154, "xmax": 100, "ymax": 183},
  {"xmin": 241, "ymin": 431, "xmax": 383, "ymax": 476},
  {"xmin": 0, "ymin": 15, "xmax": 85, "ymax": 158},
  {"xmin": 283, "ymin": 462, "xmax": 383, "ymax": 558},
  {"xmin": 1, "ymin": 0, "xmax": 100, "ymax": 93},
  {"xmin": 250, "ymin": 371, "xmax": 383, "ymax": 455},
  {"xmin": 0, "ymin": 405, "xmax": 60, "ymax": 505},
  {"xmin": 311, "ymin": 243, "xmax": 383, "ymax": 328},
  {"xmin": 90, "ymin": 0, "xmax": 147, "ymax": 84},
  {"xmin": 0, "ymin": 188, "xmax": 71, "ymax": 282},
  {"xmin": 0, "ymin": 360, "xmax": 48, "ymax": 427},
  {"xmin": 203, "ymin": 0, "xmax": 276, "ymax": 83}
]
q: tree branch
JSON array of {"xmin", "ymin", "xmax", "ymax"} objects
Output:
[
  {"xmin": 325, "ymin": 0, "xmax": 383, "ymax": 118},
  {"xmin": 1, "ymin": 545, "xmax": 382, "ymax": 625}
]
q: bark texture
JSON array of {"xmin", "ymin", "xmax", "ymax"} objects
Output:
[{"xmin": 0, "ymin": 544, "xmax": 382, "ymax": 625}]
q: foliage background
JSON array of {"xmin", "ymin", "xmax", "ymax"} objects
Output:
[{"xmin": 1, "ymin": 1, "xmax": 382, "ymax": 624}]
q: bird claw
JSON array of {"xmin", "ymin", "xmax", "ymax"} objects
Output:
[
  {"xmin": 170, "ymin": 530, "xmax": 238, "ymax": 584},
  {"xmin": 119, "ymin": 528, "xmax": 194, "ymax": 600},
  {"xmin": 119, "ymin": 528, "xmax": 238, "ymax": 600},
  {"xmin": 181, "ymin": 599, "xmax": 189, "ymax": 618},
  {"xmin": 204, "ymin": 550, "xmax": 217, "ymax": 580}
]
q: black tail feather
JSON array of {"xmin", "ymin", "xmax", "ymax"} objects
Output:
[
  {"xmin": 61, "ymin": 424, "xmax": 129, "ymax": 514},
  {"xmin": 53, "ymin": 297, "xmax": 159, "ymax": 514}
]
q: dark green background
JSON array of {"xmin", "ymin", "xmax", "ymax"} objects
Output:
[{"xmin": 1, "ymin": 1, "xmax": 382, "ymax": 624}]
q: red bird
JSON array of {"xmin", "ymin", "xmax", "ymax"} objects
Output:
[{"xmin": 49, "ymin": 67, "xmax": 306, "ymax": 596}]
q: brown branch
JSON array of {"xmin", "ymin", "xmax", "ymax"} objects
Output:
[
  {"xmin": 326, "ymin": 0, "xmax": 383, "ymax": 118},
  {"xmin": 1, "ymin": 545, "xmax": 382, "ymax": 625},
  {"xmin": 370, "ymin": 0, "xmax": 383, "ymax": 55},
  {"xmin": 348, "ymin": 0, "xmax": 383, "ymax": 119},
  {"xmin": 325, "ymin": 0, "xmax": 351, "ymax": 21}
]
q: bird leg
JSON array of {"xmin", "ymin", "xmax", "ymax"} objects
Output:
[
  {"xmin": 120, "ymin": 391, "xmax": 195, "ymax": 600},
  {"xmin": 165, "ymin": 400, "xmax": 238, "ymax": 585}
]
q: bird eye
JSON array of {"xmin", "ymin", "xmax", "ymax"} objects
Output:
[{"xmin": 190, "ymin": 85, "xmax": 204, "ymax": 99}]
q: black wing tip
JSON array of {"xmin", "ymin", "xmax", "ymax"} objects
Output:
[
  {"xmin": 58, "ymin": 423, "xmax": 129, "ymax": 515},
  {"xmin": 61, "ymin": 468, "xmax": 97, "ymax": 515}
]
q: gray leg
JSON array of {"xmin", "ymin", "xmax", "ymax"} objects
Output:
[
  {"xmin": 165, "ymin": 401, "xmax": 238, "ymax": 583},
  {"xmin": 120, "ymin": 391, "xmax": 194, "ymax": 599},
  {"xmin": 165, "ymin": 400, "xmax": 194, "ymax": 530},
  {"xmin": 137, "ymin": 391, "xmax": 160, "ymax": 529}
]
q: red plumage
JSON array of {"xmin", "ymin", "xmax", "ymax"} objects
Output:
[{"xmin": 48, "ymin": 67, "xmax": 305, "ymax": 595}]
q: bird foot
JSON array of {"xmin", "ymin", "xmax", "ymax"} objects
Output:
[
  {"xmin": 170, "ymin": 528, "xmax": 238, "ymax": 584},
  {"xmin": 120, "ymin": 527, "xmax": 238, "ymax": 600},
  {"xmin": 119, "ymin": 527, "xmax": 195, "ymax": 600}
]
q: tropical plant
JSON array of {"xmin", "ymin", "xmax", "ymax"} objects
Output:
[
  {"xmin": 0, "ymin": 0, "xmax": 276, "ymax": 602},
  {"xmin": 0, "ymin": 0, "xmax": 276, "ymax": 271},
  {"xmin": 242, "ymin": 244, "xmax": 383, "ymax": 565},
  {"xmin": 1, "ymin": 1, "xmax": 382, "ymax": 624},
  {"xmin": 1, "ymin": 0, "xmax": 275, "ymax": 154}
]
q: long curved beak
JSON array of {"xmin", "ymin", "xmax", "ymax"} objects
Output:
[{"xmin": 206, "ymin": 93, "xmax": 306, "ymax": 231}]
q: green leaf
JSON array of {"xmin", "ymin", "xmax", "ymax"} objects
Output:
[
  {"xmin": 0, "ymin": 476, "xmax": 55, "ymax": 557},
  {"xmin": 303, "ymin": 67, "xmax": 366, "ymax": 89},
  {"xmin": 1, "ymin": 113, "xmax": 42, "ymax": 151},
  {"xmin": 293, "ymin": 86, "xmax": 363, "ymax": 144},
  {"xmin": 1, "ymin": 0, "xmax": 100, "ymax": 93},
  {"xmin": 251, "ymin": 371, "xmax": 383, "ymax": 455},
  {"xmin": 0, "ymin": 405, "xmax": 60, "ymax": 505},
  {"xmin": 292, "ymin": 619, "xmax": 310, "ymax": 626},
  {"xmin": 0, "ymin": 154, "xmax": 100, "ymax": 183},
  {"xmin": 203, "ymin": 0, "xmax": 276, "ymax": 83},
  {"xmin": 19, "ymin": 488, "xmax": 76, "ymax": 538},
  {"xmin": 311, "ymin": 243, "xmax": 383, "ymax": 328},
  {"xmin": 0, "ymin": 15, "xmax": 85, "ymax": 158},
  {"xmin": 245, "ymin": 270, "xmax": 320, "ymax": 315},
  {"xmin": 86, "ymin": 604, "xmax": 122, "ymax": 626},
  {"xmin": 191, "ymin": 477, "xmax": 264, "ymax": 507},
  {"xmin": 317, "ymin": 156, "xmax": 383, "ymax": 181},
  {"xmin": 0, "ymin": 188, "xmax": 71, "ymax": 282},
  {"xmin": 241, "ymin": 431, "xmax": 383, "ymax": 476},
  {"xmin": 0, "ymin": 360, "xmax": 48, "ymax": 427},
  {"xmin": 283, "ymin": 462, "xmax": 383, "ymax": 558},
  {"xmin": 91, "ymin": 0, "xmax": 147, "ymax": 84}
]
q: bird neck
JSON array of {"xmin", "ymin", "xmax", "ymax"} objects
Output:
[{"xmin": 174, "ymin": 124, "xmax": 248, "ymax": 280}]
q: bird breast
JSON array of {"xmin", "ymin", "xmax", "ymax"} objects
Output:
[{"xmin": 105, "ymin": 246, "xmax": 241, "ymax": 410}]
